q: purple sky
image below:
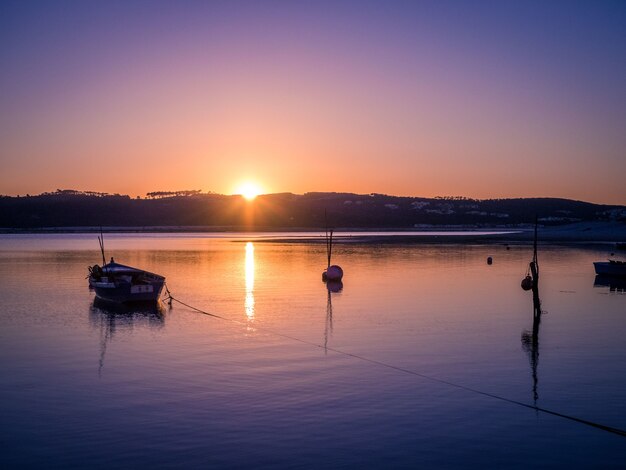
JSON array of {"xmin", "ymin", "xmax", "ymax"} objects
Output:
[{"xmin": 1, "ymin": 1, "xmax": 625, "ymax": 203}]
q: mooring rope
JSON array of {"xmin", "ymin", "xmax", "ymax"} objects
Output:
[{"xmin": 162, "ymin": 286, "xmax": 626, "ymax": 438}]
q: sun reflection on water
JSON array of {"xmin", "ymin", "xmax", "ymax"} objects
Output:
[{"xmin": 245, "ymin": 242, "xmax": 255, "ymax": 320}]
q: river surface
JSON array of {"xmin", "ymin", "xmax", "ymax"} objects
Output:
[{"xmin": 0, "ymin": 233, "xmax": 625, "ymax": 468}]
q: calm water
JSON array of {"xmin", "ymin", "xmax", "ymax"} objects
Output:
[{"xmin": 0, "ymin": 234, "xmax": 625, "ymax": 468}]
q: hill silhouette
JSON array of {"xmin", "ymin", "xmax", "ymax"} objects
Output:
[{"xmin": 0, "ymin": 190, "xmax": 624, "ymax": 230}]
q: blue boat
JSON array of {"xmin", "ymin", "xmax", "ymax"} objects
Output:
[
  {"xmin": 89, "ymin": 259, "xmax": 165, "ymax": 303},
  {"xmin": 593, "ymin": 260, "xmax": 626, "ymax": 277}
]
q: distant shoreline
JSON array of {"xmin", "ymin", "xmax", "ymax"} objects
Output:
[{"xmin": 1, "ymin": 221, "xmax": 625, "ymax": 243}]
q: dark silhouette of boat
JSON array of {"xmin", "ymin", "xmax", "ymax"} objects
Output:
[
  {"xmin": 322, "ymin": 212, "xmax": 344, "ymax": 282},
  {"xmin": 87, "ymin": 232, "xmax": 165, "ymax": 303},
  {"xmin": 593, "ymin": 260, "xmax": 626, "ymax": 277},
  {"xmin": 88, "ymin": 259, "xmax": 165, "ymax": 303}
]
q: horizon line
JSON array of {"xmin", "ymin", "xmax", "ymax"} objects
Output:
[{"xmin": 1, "ymin": 189, "xmax": 623, "ymax": 207}]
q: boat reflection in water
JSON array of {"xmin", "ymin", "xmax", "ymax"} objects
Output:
[
  {"xmin": 89, "ymin": 298, "xmax": 165, "ymax": 376},
  {"xmin": 323, "ymin": 280, "xmax": 343, "ymax": 353},
  {"xmin": 594, "ymin": 275, "xmax": 626, "ymax": 293}
]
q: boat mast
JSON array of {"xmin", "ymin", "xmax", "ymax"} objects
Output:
[
  {"xmin": 328, "ymin": 230, "xmax": 333, "ymax": 269},
  {"xmin": 325, "ymin": 209, "xmax": 332, "ymax": 268},
  {"xmin": 98, "ymin": 227, "xmax": 107, "ymax": 274}
]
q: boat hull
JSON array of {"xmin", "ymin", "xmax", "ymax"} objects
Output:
[
  {"xmin": 92, "ymin": 280, "xmax": 165, "ymax": 303},
  {"xmin": 594, "ymin": 262, "xmax": 626, "ymax": 277}
]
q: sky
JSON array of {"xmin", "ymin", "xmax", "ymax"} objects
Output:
[{"xmin": 1, "ymin": 0, "xmax": 625, "ymax": 204}]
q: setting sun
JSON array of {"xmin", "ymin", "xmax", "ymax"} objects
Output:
[{"xmin": 235, "ymin": 182, "xmax": 263, "ymax": 201}]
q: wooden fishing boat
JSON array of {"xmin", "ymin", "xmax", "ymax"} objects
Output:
[
  {"xmin": 89, "ymin": 259, "xmax": 165, "ymax": 303},
  {"xmin": 87, "ymin": 232, "xmax": 165, "ymax": 303}
]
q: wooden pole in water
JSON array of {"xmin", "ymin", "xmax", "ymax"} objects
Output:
[
  {"xmin": 523, "ymin": 215, "xmax": 541, "ymax": 405},
  {"xmin": 531, "ymin": 216, "xmax": 539, "ymax": 279},
  {"xmin": 530, "ymin": 216, "xmax": 541, "ymax": 318}
]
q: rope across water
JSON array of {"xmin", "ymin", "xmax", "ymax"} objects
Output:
[{"xmin": 163, "ymin": 286, "xmax": 626, "ymax": 439}]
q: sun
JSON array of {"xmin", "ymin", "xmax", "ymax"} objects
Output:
[{"xmin": 235, "ymin": 182, "xmax": 263, "ymax": 201}]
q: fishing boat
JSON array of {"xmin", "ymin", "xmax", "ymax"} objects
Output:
[
  {"xmin": 593, "ymin": 260, "xmax": 626, "ymax": 277},
  {"xmin": 89, "ymin": 259, "xmax": 165, "ymax": 303},
  {"xmin": 322, "ymin": 215, "xmax": 344, "ymax": 282},
  {"xmin": 88, "ymin": 233, "xmax": 165, "ymax": 303}
]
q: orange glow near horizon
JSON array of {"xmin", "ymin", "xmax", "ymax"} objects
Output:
[
  {"xmin": 234, "ymin": 182, "xmax": 264, "ymax": 201},
  {"xmin": 1, "ymin": 4, "xmax": 625, "ymax": 205}
]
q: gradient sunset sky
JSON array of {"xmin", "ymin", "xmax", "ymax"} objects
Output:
[{"xmin": 1, "ymin": 1, "xmax": 625, "ymax": 203}]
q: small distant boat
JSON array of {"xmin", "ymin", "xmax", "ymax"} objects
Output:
[
  {"xmin": 593, "ymin": 260, "xmax": 626, "ymax": 277},
  {"xmin": 322, "ymin": 213, "xmax": 344, "ymax": 282},
  {"xmin": 88, "ymin": 232, "xmax": 165, "ymax": 303}
]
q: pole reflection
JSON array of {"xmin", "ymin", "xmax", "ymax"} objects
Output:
[
  {"xmin": 521, "ymin": 301, "xmax": 541, "ymax": 405},
  {"xmin": 245, "ymin": 242, "xmax": 255, "ymax": 320},
  {"xmin": 521, "ymin": 220, "xmax": 542, "ymax": 405},
  {"xmin": 323, "ymin": 280, "xmax": 343, "ymax": 354}
]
